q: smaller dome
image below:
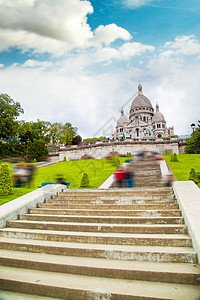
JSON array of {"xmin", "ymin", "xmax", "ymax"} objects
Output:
[
  {"xmin": 152, "ymin": 103, "xmax": 166, "ymax": 123},
  {"xmin": 117, "ymin": 107, "xmax": 128, "ymax": 127}
]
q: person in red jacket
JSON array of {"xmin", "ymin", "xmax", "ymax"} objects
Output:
[{"xmin": 114, "ymin": 167, "xmax": 126, "ymax": 188}]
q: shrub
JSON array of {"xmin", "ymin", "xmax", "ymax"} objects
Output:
[
  {"xmin": 63, "ymin": 156, "xmax": 66, "ymax": 162},
  {"xmin": 170, "ymin": 153, "xmax": 179, "ymax": 162},
  {"xmin": 0, "ymin": 163, "xmax": 13, "ymax": 195},
  {"xmin": 112, "ymin": 156, "xmax": 120, "ymax": 168},
  {"xmin": 80, "ymin": 172, "xmax": 89, "ymax": 188},
  {"xmin": 126, "ymin": 152, "xmax": 131, "ymax": 158},
  {"xmin": 188, "ymin": 168, "xmax": 199, "ymax": 185}
]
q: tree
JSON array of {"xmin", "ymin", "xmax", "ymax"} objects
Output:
[
  {"xmin": 80, "ymin": 172, "xmax": 89, "ymax": 188},
  {"xmin": 49, "ymin": 122, "xmax": 63, "ymax": 145},
  {"xmin": 185, "ymin": 121, "xmax": 200, "ymax": 154},
  {"xmin": 72, "ymin": 135, "xmax": 82, "ymax": 145},
  {"xmin": 170, "ymin": 153, "xmax": 179, "ymax": 162},
  {"xmin": 0, "ymin": 94, "xmax": 24, "ymax": 140},
  {"xmin": 28, "ymin": 139, "xmax": 48, "ymax": 162},
  {"xmin": 0, "ymin": 163, "xmax": 13, "ymax": 195},
  {"xmin": 188, "ymin": 168, "xmax": 199, "ymax": 185},
  {"xmin": 62, "ymin": 123, "xmax": 77, "ymax": 145}
]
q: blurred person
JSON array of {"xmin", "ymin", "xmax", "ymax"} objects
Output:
[
  {"xmin": 13, "ymin": 164, "xmax": 29, "ymax": 187},
  {"xmin": 163, "ymin": 172, "xmax": 175, "ymax": 187},
  {"xmin": 114, "ymin": 167, "xmax": 126, "ymax": 188},
  {"xmin": 125, "ymin": 166, "xmax": 135, "ymax": 188}
]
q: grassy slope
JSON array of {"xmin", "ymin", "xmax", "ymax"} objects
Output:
[
  {"xmin": 0, "ymin": 158, "xmax": 127, "ymax": 205},
  {"xmin": 164, "ymin": 154, "xmax": 200, "ymax": 188}
]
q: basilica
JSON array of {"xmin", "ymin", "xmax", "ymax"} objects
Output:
[{"xmin": 113, "ymin": 83, "xmax": 174, "ymax": 140}]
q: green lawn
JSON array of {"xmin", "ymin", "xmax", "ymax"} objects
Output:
[
  {"xmin": 164, "ymin": 154, "xmax": 200, "ymax": 188},
  {"xmin": 0, "ymin": 157, "xmax": 127, "ymax": 205}
]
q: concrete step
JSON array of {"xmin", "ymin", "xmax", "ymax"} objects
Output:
[
  {"xmin": 0, "ymin": 238, "xmax": 197, "ymax": 263},
  {"xmin": 1, "ymin": 266, "xmax": 200, "ymax": 299},
  {"xmin": 0, "ymin": 228, "xmax": 191, "ymax": 246},
  {"xmin": 20, "ymin": 214, "xmax": 184, "ymax": 224},
  {"xmin": 35, "ymin": 203, "xmax": 180, "ymax": 210},
  {"xmin": 44, "ymin": 198, "xmax": 176, "ymax": 205},
  {"xmin": 6, "ymin": 221, "xmax": 188, "ymax": 235},
  {"xmin": 60, "ymin": 187, "xmax": 173, "ymax": 196},
  {"xmin": 0, "ymin": 250, "xmax": 200, "ymax": 285},
  {"xmin": 1, "ymin": 229, "xmax": 190, "ymax": 247},
  {"xmin": 28, "ymin": 208, "xmax": 182, "ymax": 216},
  {"xmin": 0, "ymin": 290, "xmax": 60, "ymax": 300}
]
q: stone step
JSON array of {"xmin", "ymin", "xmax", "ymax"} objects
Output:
[
  {"xmin": 36, "ymin": 203, "xmax": 180, "ymax": 210},
  {"xmin": 5, "ymin": 221, "xmax": 189, "ymax": 235},
  {"xmin": 50, "ymin": 197, "xmax": 177, "ymax": 205},
  {"xmin": 21, "ymin": 214, "xmax": 184, "ymax": 224},
  {"xmin": 1, "ymin": 266, "xmax": 200, "ymax": 299},
  {"xmin": 60, "ymin": 187, "xmax": 173, "ymax": 196},
  {"xmin": 0, "ymin": 238, "xmax": 197, "ymax": 263},
  {"xmin": 0, "ymin": 228, "xmax": 191, "ymax": 247},
  {"xmin": 28, "ymin": 208, "xmax": 182, "ymax": 216},
  {"xmin": 0, "ymin": 250, "xmax": 199, "ymax": 285}
]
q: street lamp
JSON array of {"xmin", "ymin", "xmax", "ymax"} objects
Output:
[{"xmin": 191, "ymin": 123, "xmax": 197, "ymax": 154}]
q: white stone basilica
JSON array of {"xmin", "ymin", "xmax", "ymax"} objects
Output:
[{"xmin": 113, "ymin": 83, "xmax": 174, "ymax": 140}]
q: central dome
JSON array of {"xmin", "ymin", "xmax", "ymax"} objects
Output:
[
  {"xmin": 131, "ymin": 83, "xmax": 153, "ymax": 110},
  {"xmin": 129, "ymin": 83, "xmax": 154, "ymax": 121}
]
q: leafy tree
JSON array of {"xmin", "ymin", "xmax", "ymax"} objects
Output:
[
  {"xmin": 0, "ymin": 94, "xmax": 24, "ymax": 140},
  {"xmin": 80, "ymin": 172, "xmax": 89, "ymax": 188},
  {"xmin": 18, "ymin": 120, "xmax": 51, "ymax": 144},
  {"xmin": 188, "ymin": 168, "xmax": 199, "ymax": 185},
  {"xmin": 63, "ymin": 123, "xmax": 77, "ymax": 145},
  {"xmin": 49, "ymin": 122, "xmax": 63, "ymax": 145},
  {"xmin": 185, "ymin": 121, "xmax": 200, "ymax": 154},
  {"xmin": 0, "ymin": 163, "xmax": 13, "ymax": 195},
  {"xmin": 72, "ymin": 135, "xmax": 82, "ymax": 145},
  {"xmin": 28, "ymin": 139, "xmax": 48, "ymax": 162}
]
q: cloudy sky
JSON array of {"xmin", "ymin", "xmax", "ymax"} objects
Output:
[{"xmin": 0, "ymin": 0, "xmax": 200, "ymax": 138}]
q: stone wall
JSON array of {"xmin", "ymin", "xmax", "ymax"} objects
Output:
[{"xmin": 59, "ymin": 140, "xmax": 182, "ymax": 161}]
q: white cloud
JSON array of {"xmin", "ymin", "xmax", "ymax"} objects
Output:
[
  {"xmin": 0, "ymin": 0, "xmax": 94, "ymax": 54},
  {"xmin": 123, "ymin": 0, "xmax": 155, "ymax": 8},
  {"xmin": 22, "ymin": 59, "xmax": 52, "ymax": 69},
  {"xmin": 0, "ymin": 0, "xmax": 93, "ymax": 42},
  {"xmin": 164, "ymin": 35, "xmax": 200, "ymax": 56},
  {"xmin": 93, "ymin": 24, "xmax": 131, "ymax": 45},
  {"xmin": 0, "ymin": 0, "xmax": 134, "ymax": 56},
  {"xmin": 94, "ymin": 42, "xmax": 155, "ymax": 62}
]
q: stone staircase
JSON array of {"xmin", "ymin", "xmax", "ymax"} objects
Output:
[
  {"xmin": 131, "ymin": 160, "xmax": 163, "ymax": 187},
  {"xmin": 0, "ymin": 188, "xmax": 200, "ymax": 299},
  {"xmin": 112, "ymin": 160, "xmax": 164, "ymax": 188}
]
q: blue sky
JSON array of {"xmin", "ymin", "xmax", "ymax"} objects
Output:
[{"xmin": 0, "ymin": 0, "xmax": 200, "ymax": 138}]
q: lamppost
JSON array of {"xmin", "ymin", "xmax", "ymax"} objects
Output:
[{"xmin": 191, "ymin": 123, "xmax": 197, "ymax": 154}]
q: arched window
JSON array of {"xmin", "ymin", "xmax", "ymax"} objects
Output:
[
  {"xmin": 143, "ymin": 116, "xmax": 146, "ymax": 122},
  {"xmin": 136, "ymin": 128, "xmax": 139, "ymax": 137}
]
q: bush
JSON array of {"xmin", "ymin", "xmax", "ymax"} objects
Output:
[
  {"xmin": 188, "ymin": 168, "xmax": 199, "ymax": 185},
  {"xmin": 80, "ymin": 172, "xmax": 89, "ymax": 188},
  {"xmin": 126, "ymin": 152, "xmax": 131, "ymax": 158},
  {"xmin": 112, "ymin": 156, "xmax": 120, "ymax": 168},
  {"xmin": 170, "ymin": 153, "xmax": 179, "ymax": 162},
  {"xmin": 63, "ymin": 156, "xmax": 66, "ymax": 162},
  {"xmin": 0, "ymin": 163, "xmax": 13, "ymax": 195}
]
